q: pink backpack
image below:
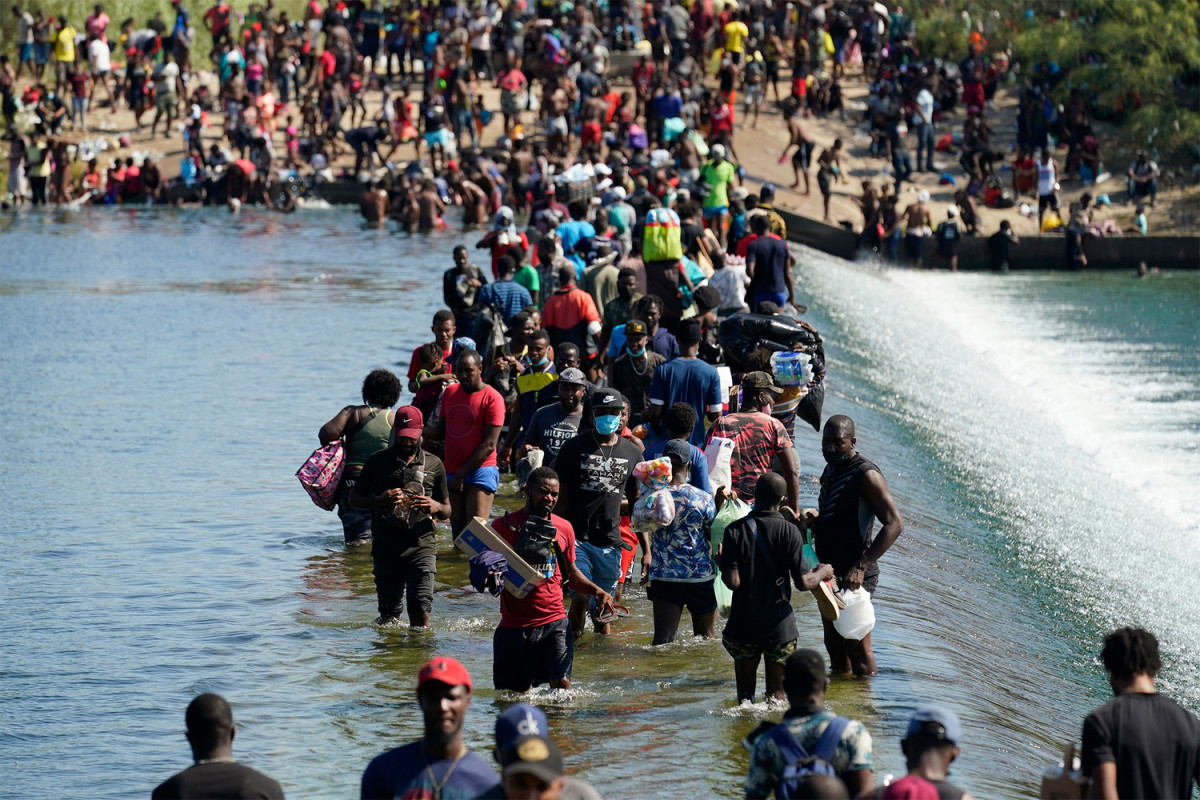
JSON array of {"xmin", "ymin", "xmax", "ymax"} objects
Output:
[{"xmin": 296, "ymin": 440, "xmax": 345, "ymax": 511}]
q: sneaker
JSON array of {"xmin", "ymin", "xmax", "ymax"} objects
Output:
[{"xmin": 812, "ymin": 579, "xmax": 844, "ymax": 621}]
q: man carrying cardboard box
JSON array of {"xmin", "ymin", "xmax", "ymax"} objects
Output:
[{"xmin": 487, "ymin": 466, "xmax": 615, "ymax": 692}]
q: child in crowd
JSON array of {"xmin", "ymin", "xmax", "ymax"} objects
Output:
[{"xmin": 412, "ymin": 341, "xmax": 450, "ymax": 419}]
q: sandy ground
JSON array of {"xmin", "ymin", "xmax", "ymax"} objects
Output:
[{"xmin": 7, "ymin": 59, "xmax": 1197, "ymax": 236}]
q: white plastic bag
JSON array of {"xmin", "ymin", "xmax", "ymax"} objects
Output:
[
  {"xmin": 705, "ymin": 436, "xmax": 734, "ymax": 492},
  {"xmin": 832, "ymin": 588, "xmax": 875, "ymax": 640}
]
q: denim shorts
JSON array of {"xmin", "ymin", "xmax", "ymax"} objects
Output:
[
  {"xmin": 449, "ymin": 465, "xmax": 499, "ymax": 493},
  {"xmin": 572, "ymin": 541, "xmax": 622, "ymax": 610},
  {"xmin": 702, "ymin": 205, "xmax": 729, "ymax": 218}
]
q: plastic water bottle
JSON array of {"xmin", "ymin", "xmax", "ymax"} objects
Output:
[{"xmin": 770, "ymin": 352, "xmax": 813, "ymax": 387}]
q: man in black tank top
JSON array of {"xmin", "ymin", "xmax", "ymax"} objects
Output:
[{"xmin": 806, "ymin": 415, "xmax": 903, "ymax": 676}]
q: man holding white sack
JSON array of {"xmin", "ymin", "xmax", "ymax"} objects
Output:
[
  {"xmin": 807, "ymin": 415, "xmax": 903, "ymax": 676},
  {"xmin": 706, "ymin": 372, "xmax": 800, "ymax": 510}
]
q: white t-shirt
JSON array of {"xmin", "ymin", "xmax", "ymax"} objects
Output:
[
  {"xmin": 1037, "ymin": 159, "xmax": 1057, "ymax": 196},
  {"xmin": 18, "ymin": 11, "xmax": 34, "ymax": 44},
  {"xmin": 468, "ymin": 16, "xmax": 491, "ymax": 50},
  {"xmin": 155, "ymin": 61, "xmax": 179, "ymax": 94},
  {"xmin": 89, "ymin": 38, "xmax": 111, "ymax": 73},
  {"xmin": 915, "ymin": 89, "xmax": 934, "ymax": 125}
]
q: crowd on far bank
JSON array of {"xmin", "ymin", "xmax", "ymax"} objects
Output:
[{"xmin": 3, "ymin": 0, "xmax": 1165, "ymax": 265}]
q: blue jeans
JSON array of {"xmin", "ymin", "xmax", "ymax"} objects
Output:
[
  {"xmin": 892, "ymin": 151, "xmax": 913, "ymax": 192},
  {"xmin": 914, "ymin": 123, "xmax": 935, "ymax": 171}
]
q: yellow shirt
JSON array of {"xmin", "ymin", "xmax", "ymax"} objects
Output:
[
  {"xmin": 54, "ymin": 26, "xmax": 76, "ymax": 61},
  {"xmin": 723, "ymin": 21, "xmax": 749, "ymax": 53}
]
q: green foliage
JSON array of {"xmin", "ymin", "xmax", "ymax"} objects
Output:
[{"xmin": 1014, "ymin": 0, "xmax": 1200, "ymax": 162}]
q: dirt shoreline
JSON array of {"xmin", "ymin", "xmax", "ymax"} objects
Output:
[{"xmin": 5, "ymin": 61, "xmax": 1197, "ymax": 237}]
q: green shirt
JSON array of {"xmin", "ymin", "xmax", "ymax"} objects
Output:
[
  {"xmin": 514, "ymin": 263, "xmax": 540, "ymax": 294},
  {"xmin": 701, "ymin": 160, "xmax": 737, "ymax": 209}
]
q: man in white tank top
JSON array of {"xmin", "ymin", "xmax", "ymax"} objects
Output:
[{"xmin": 1036, "ymin": 149, "xmax": 1059, "ymax": 229}]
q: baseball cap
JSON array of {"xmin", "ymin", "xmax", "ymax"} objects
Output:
[
  {"xmin": 946, "ymin": 205, "xmax": 958, "ymax": 218},
  {"xmin": 760, "ymin": 183, "xmax": 776, "ymax": 199},
  {"xmin": 558, "ymin": 367, "xmax": 587, "ymax": 386},
  {"xmin": 393, "ymin": 405, "xmax": 424, "ymax": 438},
  {"xmin": 590, "ymin": 389, "xmax": 625, "ymax": 411},
  {"xmin": 742, "ymin": 371, "xmax": 783, "ymax": 395},
  {"xmin": 500, "ymin": 735, "xmax": 564, "ymax": 783},
  {"xmin": 662, "ymin": 439, "xmax": 692, "ymax": 466},
  {"xmin": 904, "ymin": 705, "xmax": 962, "ymax": 746},
  {"xmin": 711, "ymin": 143, "xmax": 727, "ymax": 159},
  {"xmin": 676, "ymin": 318, "xmax": 703, "ymax": 344},
  {"xmin": 624, "ymin": 319, "xmax": 648, "ymax": 336},
  {"xmin": 417, "ymin": 656, "xmax": 472, "ymax": 692},
  {"xmin": 496, "ymin": 704, "xmax": 548, "ymax": 753}
]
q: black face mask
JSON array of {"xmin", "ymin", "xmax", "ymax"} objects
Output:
[{"xmin": 514, "ymin": 514, "xmax": 557, "ymax": 572}]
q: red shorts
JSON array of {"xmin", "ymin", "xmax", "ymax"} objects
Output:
[
  {"xmin": 618, "ymin": 517, "xmax": 636, "ymax": 583},
  {"xmin": 581, "ymin": 121, "xmax": 603, "ymax": 145}
]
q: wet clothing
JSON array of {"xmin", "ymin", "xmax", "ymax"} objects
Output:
[
  {"xmin": 357, "ymin": 448, "xmax": 449, "ymax": 558},
  {"xmin": 719, "ymin": 510, "xmax": 809, "ymax": 647},
  {"xmin": 814, "ymin": 454, "xmax": 882, "ymax": 583}
]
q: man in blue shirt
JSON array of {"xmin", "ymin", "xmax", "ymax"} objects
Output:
[
  {"xmin": 647, "ymin": 319, "xmax": 723, "ymax": 446},
  {"xmin": 745, "ymin": 214, "xmax": 795, "ymax": 309},
  {"xmin": 360, "ymin": 657, "xmax": 498, "ymax": 799},
  {"xmin": 555, "ymin": 201, "xmax": 597, "ymax": 276},
  {"xmin": 641, "ymin": 402, "xmax": 712, "ymax": 493},
  {"xmin": 477, "ymin": 255, "xmax": 533, "ymax": 325}
]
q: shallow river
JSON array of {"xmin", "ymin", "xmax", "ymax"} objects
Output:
[{"xmin": 2, "ymin": 208, "xmax": 1197, "ymax": 799}]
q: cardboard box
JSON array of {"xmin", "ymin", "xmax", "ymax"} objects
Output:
[{"xmin": 453, "ymin": 517, "xmax": 546, "ymax": 599}]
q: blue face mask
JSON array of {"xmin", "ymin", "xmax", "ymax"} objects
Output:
[
  {"xmin": 594, "ymin": 414, "xmax": 622, "ymax": 435},
  {"xmin": 627, "ymin": 346, "xmax": 646, "ymax": 357},
  {"xmin": 529, "ymin": 355, "xmax": 548, "ymax": 367}
]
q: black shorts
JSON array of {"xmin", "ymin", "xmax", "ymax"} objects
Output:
[
  {"xmin": 729, "ymin": 51, "xmax": 743, "ymax": 66},
  {"xmin": 493, "ymin": 617, "xmax": 573, "ymax": 692},
  {"xmin": 647, "ymin": 579, "xmax": 717, "ymax": 614},
  {"xmin": 817, "ymin": 169, "xmax": 832, "ymax": 197},
  {"xmin": 791, "ymin": 142, "xmax": 812, "ymax": 171},
  {"xmin": 1038, "ymin": 192, "xmax": 1059, "ymax": 214},
  {"xmin": 765, "ymin": 61, "xmax": 780, "ymax": 81},
  {"xmin": 372, "ymin": 543, "xmax": 436, "ymax": 618}
]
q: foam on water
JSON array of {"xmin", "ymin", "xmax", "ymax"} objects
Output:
[{"xmin": 799, "ymin": 253, "xmax": 1200, "ymax": 709}]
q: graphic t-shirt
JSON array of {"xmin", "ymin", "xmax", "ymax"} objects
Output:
[
  {"xmin": 649, "ymin": 483, "xmax": 716, "ymax": 582},
  {"xmin": 493, "ymin": 509, "xmax": 576, "ymax": 628},
  {"xmin": 707, "ymin": 412, "xmax": 793, "ymax": 501},
  {"xmin": 526, "ymin": 404, "xmax": 583, "ymax": 462},
  {"xmin": 552, "ymin": 433, "xmax": 642, "ymax": 547},
  {"xmin": 440, "ymin": 383, "xmax": 505, "ymax": 473},
  {"xmin": 360, "ymin": 742, "xmax": 498, "ymax": 800}
]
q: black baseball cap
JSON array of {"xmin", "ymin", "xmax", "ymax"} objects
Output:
[
  {"xmin": 590, "ymin": 389, "xmax": 625, "ymax": 411},
  {"xmin": 662, "ymin": 439, "xmax": 691, "ymax": 466},
  {"xmin": 625, "ymin": 319, "xmax": 648, "ymax": 336}
]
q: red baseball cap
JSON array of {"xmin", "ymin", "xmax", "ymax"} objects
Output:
[
  {"xmin": 393, "ymin": 405, "xmax": 423, "ymax": 439},
  {"xmin": 417, "ymin": 657, "xmax": 472, "ymax": 691}
]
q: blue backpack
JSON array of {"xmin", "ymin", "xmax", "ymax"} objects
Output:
[{"xmin": 769, "ymin": 715, "xmax": 850, "ymax": 799}]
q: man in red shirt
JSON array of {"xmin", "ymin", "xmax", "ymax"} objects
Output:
[
  {"xmin": 541, "ymin": 262, "xmax": 602, "ymax": 361},
  {"xmin": 489, "ymin": 467, "xmax": 614, "ymax": 691},
  {"xmin": 427, "ymin": 348, "xmax": 504, "ymax": 535},
  {"xmin": 203, "ymin": 0, "xmax": 233, "ymax": 49}
]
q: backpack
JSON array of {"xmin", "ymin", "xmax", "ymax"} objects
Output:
[{"xmin": 769, "ymin": 715, "xmax": 851, "ymax": 799}]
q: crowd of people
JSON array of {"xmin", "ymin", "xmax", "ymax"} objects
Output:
[
  {"xmin": 154, "ymin": 624, "xmax": 1200, "ymax": 798},
  {"xmin": 1, "ymin": 0, "xmax": 1160, "ymax": 269}
]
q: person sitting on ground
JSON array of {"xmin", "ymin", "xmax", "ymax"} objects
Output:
[
  {"xmin": 1081, "ymin": 627, "xmax": 1200, "ymax": 800},
  {"xmin": 1126, "ymin": 151, "xmax": 1158, "ymax": 207},
  {"xmin": 360, "ymin": 657, "xmax": 498, "ymax": 799},
  {"xmin": 744, "ymin": 649, "xmax": 875, "ymax": 798},
  {"xmin": 152, "ymin": 693, "xmax": 284, "ymax": 800}
]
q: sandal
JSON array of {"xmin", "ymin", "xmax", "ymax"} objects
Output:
[{"xmin": 593, "ymin": 603, "xmax": 630, "ymax": 624}]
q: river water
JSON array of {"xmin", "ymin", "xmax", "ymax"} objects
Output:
[{"xmin": 2, "ymin": 208, "xmax": 1197, "ymax": 799}]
